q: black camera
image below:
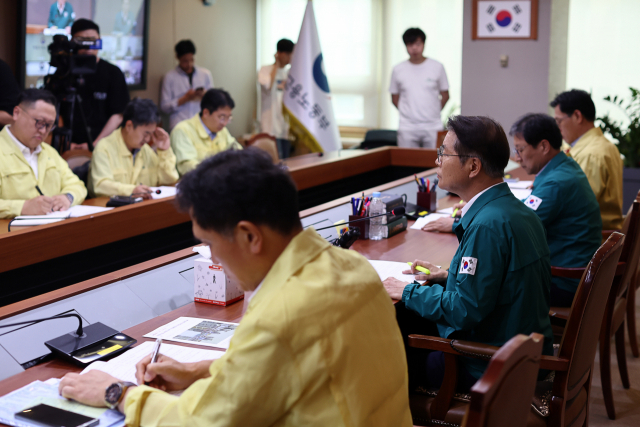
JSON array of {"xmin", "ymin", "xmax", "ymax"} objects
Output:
[{"xmin": 46, "ymin": 35, "xmax": 99, "ymax": 81}]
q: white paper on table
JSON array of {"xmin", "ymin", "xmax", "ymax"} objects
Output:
[
  {"xmin": 81, "ymin": 341, "xmax": 224, "ymax": 385},
  {"xmin": 9, "ymin": 218, "xmax": 65, "ymax": 226},
  {"xmin": 144, "ymin": 317, "xmax": 239, "ymax": 349},
  {"xmin": 510, "ymin": 188, "xmax": 533, "ymax": 200},
  {"xmin": 369, "ymin": 260, "xmax": 419, "ymax": 283},
  {"xmin": 507, "ymin": 180, "xmax": 533, "ymax": 189},
  {"xmin": 150, "ymin": 186, "xmax": 177, "ymax": 199},
  {"xmin": 65, "ymin": 205, "xmax": 114, "ymax": 217},
  {"xmin": 437, "ymin": 207, "xmax": 455, "ymax": 215},
  {"xmin": 410, "ymin": 213, "xmax": 451, "ymax": 230},
  {"xmin": 15, "ymin": 211, "xmax": 70, "ymax": 220}
]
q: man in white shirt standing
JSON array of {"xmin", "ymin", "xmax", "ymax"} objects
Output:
[
  {"xmin": 389, "ymin": 28, "xmax": 450, "ymax": 149},
  {"xmin": 258, "ymin": 39, "xmax": 294, "ymax": 159},
  {"xmin": 161, "ymin": 40, "xmax": 214, "ymax": 131}
]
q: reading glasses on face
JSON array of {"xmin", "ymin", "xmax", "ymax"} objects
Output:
[
  {"xmin": 19, "ymin": 107, "xmax": 56, "ymax": 133},
  {"xmin": 436, "ymin": 145, "xmax": 478, "ymax": 162}
]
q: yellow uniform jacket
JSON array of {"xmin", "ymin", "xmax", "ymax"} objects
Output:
[
  {"xmin": 124, "ymin": 228, "xmax": 412, "ymax": 427},
  {"xmin": 170, "ymin": 114, "xmax": 242, "ymax": 176},
  {"xmin": 0, "ymin": 127, "xmax": 87, "ymax": 218},
  {"xmin": 568, "ymin": 127, "xmax": 624, "ymax": 230},
  {"xmin": 89, "ymin": 129, "xmax": 179, "ymax": 197}
]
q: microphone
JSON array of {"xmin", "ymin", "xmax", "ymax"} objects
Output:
[
  {"xmin": 0, "ymin": 313, "xmax": 84, "ymax": 338},
  {"xmin": 131, "ymin": 189, "xmax": 161, "ymax": 196},
  {"xmin": 313, "ymin": 206, "xmax": 406, "ymax": 232}
]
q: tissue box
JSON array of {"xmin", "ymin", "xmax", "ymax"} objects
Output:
[{"xmin": 194, "ymin": 258, "xmax": 244, "ymax": 306}]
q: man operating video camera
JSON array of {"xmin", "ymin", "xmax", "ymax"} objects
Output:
[{"xmin": 63, "ymin": 19, "xmax": 130, "ymax": 149}]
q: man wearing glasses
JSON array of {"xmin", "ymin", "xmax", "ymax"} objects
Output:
[
  {"xmin": 0, "ymin": 89, "xmax": 87, "ymax": 218},
  {"xmin": 170, "ymin": 89, "xmax": 242, "ymax": 176},
  {"xmin": 382, "ymin": 116, "xmax": 553, "ymax": 392},
  {"xmin": 68, "ymin": 19, "xmax": 130, "ymax": 149},
  {"xmin": 550, "ymin": 89, "xmax": 623, "ymax": 230}
]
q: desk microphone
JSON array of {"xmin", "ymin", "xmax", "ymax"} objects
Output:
[{"xmin": 313, "ymin": 207, "xmax": 406, "ymax": 232}]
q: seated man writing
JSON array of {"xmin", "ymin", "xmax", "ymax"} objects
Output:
[
  {"xmin": 170, "ymin": 88, "xmax": 243, "ymax": 176},
  {"xmin": 88, "ymin": 98, "xmax": 179, "ymax": 198},
  {"xmin": 509, "ymin": 113, "xmax": 601, "ymax": 306},
  {"xmin": 59, "ymin": 148, "xmax": 413, "ymax": 426},
  {"xmin": 0, "ymin": 89, "xmax": 87, "ymax": 218},
  {"xmin": 383, "ymin": 116, "xmax": 554, "ymax": 390}
]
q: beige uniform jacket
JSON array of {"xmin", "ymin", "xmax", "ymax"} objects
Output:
[
  {"xmin": 170, "ymin": 114, "xmax": 242, "ymax": 176},
  {"xmin": 568, "ymin": 127, "xmax": 624, "ymax": 230},
  {"xmin": 89, "ymin": 129, "xmax": 179, "ymax": 197},
  {"xmin": 124, "ymin": 228, "xmax": 412, "ymax": 427},
  {"xmin": 0, "ymin": 127, "xmax": 87, "ymax": 218}
]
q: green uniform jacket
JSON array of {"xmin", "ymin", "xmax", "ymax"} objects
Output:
[
  {"xmin": 402, "ymin": 183, "xmax": 554, "ymax": 379},
  {"xmin": 526, "ymin": 152, "xmax": 602, "ymax": 294},
  {"xmin": 48, "ymin": 2, "xmax": 75, "ymax": 28}
]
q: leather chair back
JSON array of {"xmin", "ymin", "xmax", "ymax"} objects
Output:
[
  {"xmin": 557, "ymin": 232, "xmax": 625, "ymax": 401},
  {"xmin": 616, "ymin": 200, "xmax": 640, "ymax": 299},
  {"xmin": 465, "ymin": 334, "xmax": 544, "ymax": 427}
]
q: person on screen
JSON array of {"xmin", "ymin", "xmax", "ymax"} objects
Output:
[
  {"xmin": 48, "ymin": 0, "xmax": 75, "ymax": 32},
  {"xmin": 113, "ymin": 0, "xmax": 137, "ymax": 35},
  {"xmin": 0, "ymin": 59, "xmax": 20, "ymax": 130},
  {"xmin": 390, "ymin": 28, "xmax": 449, "ymax": 148},
  {"xmin": 382, "ymin": 116, "xmax": 553, "ymax": 391},
  {"xmin": 170, "ymin": 88, "xmax": 242, "ymax": 176},
  {"xmin": 258, "ymin": 38, "xmax": 294, "ymax": 159},
  {"xmin": 160, "ymin": 40, "xmax": 214, "ymax": 131},
  {"xmin": 89, "ymin": 98, "xmax": 178, "ymax": 198},
  {"xmin": 0, "ymin": 89, "xmax": 86, "ymax": 219},
  {"xmin": 68, "ymin": 19, "xmax": 131, "ymax": 150},
  {"xmin": 58, "ymin": 148, "xmax": 413, "ymax": 427}
]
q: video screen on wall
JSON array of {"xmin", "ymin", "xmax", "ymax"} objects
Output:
[{"xmin": 23, "ymin": 0, "xmax": 148, "ymax": 89}]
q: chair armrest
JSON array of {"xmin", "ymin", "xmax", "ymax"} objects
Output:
[
  {"xmin": 408, "ymin": 335, "xmax": 500, "ymax": 360},
  {"xmin": 602, "ymin": 229, "xmax": 619, "ymax": 240},
  {"xmin": 551, "ymin": 261, "xmax": 625, "ymax": 279},
  {"xmin": 539, "ymin": 355, "xmax": 570, "ymax": 371}
]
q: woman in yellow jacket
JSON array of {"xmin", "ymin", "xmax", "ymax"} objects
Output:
[{"xmin": 89, "ymin": 99, "xmax": 179, "ymax": 198}]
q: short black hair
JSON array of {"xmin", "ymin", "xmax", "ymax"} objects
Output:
[
  {"xmin": 549, "ymin": 89, "xmax": 596, "ymax": 122},
  {"xmin": 447, "ymin": 115, "xmax": 510, "ymax": 179},
  {"xmin": 175, "ymin": 40, "xmax": 196, "ymax": 58},
  {"xmin": 176, "ymin": 148, "xmax": 301, "ymax": 236},
  {"xmin": 403, "ymin": 28, "xmax": 426, "ymax": 45},
  {"xmin": 276, "ymin": 39, "xmax": 294, "ymax": 53},
  {"xmin": 200, "ymin": 89, "xmax": 234, "ymax": 115},
  {"xmin": 71, "ymin": 19, "xmax": 100, "ymax": 36},
  {"xmin": 121, "ymin": 98, "xmax": 160, "ymax": 128},
  {"xmin": 17, "ymin": 89, "xmax": 58, "ymax": 113},
  {"xmin": 509, "ymin": 113, "xmax": 562, "ymax": 150}
]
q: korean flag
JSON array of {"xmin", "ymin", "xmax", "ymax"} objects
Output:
[
  {"xmin": 477, "ymin": 1, "xmax": 531, "ymax": 38},
  {"xmin": 459, "ymin": 257, "xmax": 478, "ymax": 275},
  {"xmin": 525, "ymin": 195, "xmax": 543, "ymax": 211}
]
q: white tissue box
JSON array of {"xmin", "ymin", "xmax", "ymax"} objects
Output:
[{"xmin": 193, "ymin": 258, "xmax": 244, "ymax": 306}]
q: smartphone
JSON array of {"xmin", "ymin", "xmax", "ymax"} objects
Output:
[{"xmin": 15, "ymin": 404, "xmax": 99, "ymax": 427}]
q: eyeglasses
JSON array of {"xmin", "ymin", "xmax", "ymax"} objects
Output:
[
  {"xmin": 436, "ymin": 145, "xmax": 478, "ymax": 163},
  {"xmin": 217, "ymin": 114, "xmax": 233, "ymax": 124},
  {"xmin": 20, "ymin": 107, "xmax": 56, "ymax": 133},
  {"xmin": 511, "ymin": 146, "xmax": 526, "ymax": 157},
  {"xmin": 554, "ymin": 115, "xmax": 570, "ymax": 126}
]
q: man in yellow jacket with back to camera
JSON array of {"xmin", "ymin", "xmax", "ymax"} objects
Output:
[{"xmin": 0, "ymin": 89, "xmax": 86, "ymax": 219}]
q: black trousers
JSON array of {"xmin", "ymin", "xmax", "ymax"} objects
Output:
[
  {"xmin": 395, "ymin": 302, "xmax": 478, "ymax": 393},
  {"xmin": 549, "ymin": 281, "xmax": 576, "ymax": 308}
]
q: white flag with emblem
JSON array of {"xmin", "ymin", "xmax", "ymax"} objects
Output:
[
  {"xmin": 283, "ymin": 0, "xmax": 340, "ymax": 153},
  {"xmin": 477, "ymin": 1, "xmax": 531, "ymax": 38}
]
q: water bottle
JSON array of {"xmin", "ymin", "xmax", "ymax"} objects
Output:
[{"xmin": 369, "ymin": 192, "xmax": 385, "ymax": 240}]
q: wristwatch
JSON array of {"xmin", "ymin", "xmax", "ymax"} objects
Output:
[
  {"xmin": 65, "ymin": 193, "xmax": 74, "ymax": 204},
  {"xmin": 105, "ymin": 381, "xmax": 136, "ymax": 410}
]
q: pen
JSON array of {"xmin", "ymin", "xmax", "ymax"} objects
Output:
[
  {"xmin": 426, "ymin": 179, "xmax": 430, "ymax": 189},
  {"xmin": 452, "ymin": 208, "xmax": 459, "ymax": 218},
  {"xmin": 35, "ymin": 185, "xmax": 44, "ymax": 196},
  {"xmin": 407, "ymin": 262, "xmax": 431, "ymax": 275},
  {"xmin": 145, "ymin": 338, "xmax": 162, "ymax": 385},
  {"xmin": 351, "ymin": 197, "xmax": 356, "ymax": 215}
]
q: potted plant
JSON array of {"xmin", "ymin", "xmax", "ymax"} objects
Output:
[{"xmin": 598, "ymin": 87, "xmax": 640, "ymax": 210}]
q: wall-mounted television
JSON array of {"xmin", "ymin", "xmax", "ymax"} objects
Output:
[{"xmin": 18, "ymin": 0, "xmax": 149, "ymax": 90}]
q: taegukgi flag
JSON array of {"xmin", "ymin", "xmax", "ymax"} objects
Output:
[
  {"xmin": 283, "ymin": 0, "xmax": 341, "ymax": 153},
  {"xmin": 476, "ymin": 1, "xmax": 532, "ymax": 38}
]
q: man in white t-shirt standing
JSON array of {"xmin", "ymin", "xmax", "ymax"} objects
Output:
[
  {"xmin": 258, "ymin": 39, "xmax": 294, "ymax": 159},
  {"xmin": 389, "ymin": 28, "xmax": 449, "ymax": 148}
]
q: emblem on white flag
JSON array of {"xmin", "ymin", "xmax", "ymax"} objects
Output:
[
  {"xmin": 459, "ymin": 257, "xmax": 478, "ymax": 275},
  {"xmin": 477, "ymin": 1, "xmax": 532, "ymax": 38},
  {"xmin": 525, "ymin": 195, "xmax": 543, "ymax": 211}
]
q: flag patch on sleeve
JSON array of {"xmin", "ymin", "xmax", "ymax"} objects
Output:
[
  {"xmin": 525, "ymin": 195, "xmax": 542, "ymax": 211},
  {"xmin": 459, "ymin": 257, "xmax": 477, "ymax": 275}
]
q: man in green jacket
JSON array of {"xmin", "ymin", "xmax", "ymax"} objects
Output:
[
  {"xmin": 383, "ymin": 115, "xmax": 553, "ymax": 390},
  {"xmin": 510, "ymin": 113, "xmax": 601, "ymax": 307}
]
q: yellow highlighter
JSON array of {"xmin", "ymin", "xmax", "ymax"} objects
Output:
[{"xmin": 407, "ymin": 262, "xmax": 430, "ymax": 275}]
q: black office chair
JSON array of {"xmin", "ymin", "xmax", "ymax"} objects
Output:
[{"xmin": 359, "ymin": 129, "xmax": 397, "ymax": 149}]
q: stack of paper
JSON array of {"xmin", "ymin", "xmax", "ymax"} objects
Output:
[
  {"xmin": 143, "ymin": 318, "xmax": 239, "ymax": 349},
  {"xmin": 65, "ymin": 205, "xmax": 113, "ymax": 217},
  {"xmin": 507, "ymin": 181, "xmax": 533, "ymax": 200},
  {"xmin": 410, "ymin": 213, "xmax": 450, "ymax": 230},
  {"xmin": 81, "ymin": 341, "xmax": 225, "ymax": 384},
  {"xmin": 368, "ymin": 260, "xmax": 420, "ymax": 283}
]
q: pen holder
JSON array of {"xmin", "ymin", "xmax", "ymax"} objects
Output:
[
  {"xmin": 348, "ymin": 215, "xmax": 369, "ymax": 240},
  {"xmin": 417, "ymin": 190, "xmax": 438, "ymax": 212}
]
